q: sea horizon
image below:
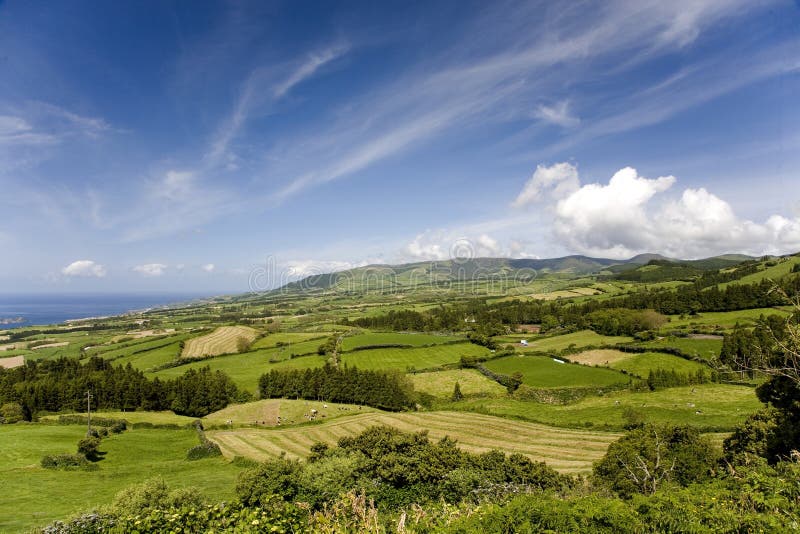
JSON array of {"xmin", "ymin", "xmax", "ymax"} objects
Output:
[{"xmin": 0, "ymin": 292, "xmax": 214, "ymax": 329}]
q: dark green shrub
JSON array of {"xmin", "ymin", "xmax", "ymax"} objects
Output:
[
  {"xmin": 109, "ymin": 477, "xmax": 205, "ymax": 516},
  {"xmin": 77, "ymin": 436, "xmax": 101, "ymax": 461},
  {"xmin": 593, "ymin": 423, "xmax": 720, "ymax": 497},
  {"xmin": 41, "ymin": 453, "xmax": 97, "ymax": 471},
  {"xmin": 0, "ymin": 402, "xmax": 25, "ymax": 423},
  {"xmin": 187, "ymin": 441, "xmax": 221, "ymax": 460}
]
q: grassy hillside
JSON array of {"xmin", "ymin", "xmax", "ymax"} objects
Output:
[
  {"xmin": 0, "ymin": 425, "xmax": 240, "ymax": 532},
  {"xmin": 452, "ymin": 383, "xmax": 760, "ymax": 431}
]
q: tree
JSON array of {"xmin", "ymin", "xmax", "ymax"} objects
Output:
[
  {"xmin": 78, "ymin": 436, "xmax": 101, "ymax": 461},
  {"xmin": 451, "ymin": 381, "xmax": 464, "ymax": 402},
  {"xmin": 593, "ymin": 424, "xmax": 719, "ymax": 497},
  {"xmin": 721, "ymin": 289, "xmax": 800, "ymax": 462},
  {"xmin": 236, "ymin": 336, "xmax": 251, "ymax": 353}
]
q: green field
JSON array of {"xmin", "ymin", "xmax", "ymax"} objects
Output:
[
  {"xmin": 451, "ymin": 383, "xmax": 761, "ymax": 431},
  {"xmin": 0, "ymin": 425, "xmax": 240, "ymax": 532},
  {"xmin": 665, "ymin": 307, "xmax": 792, "ymax": 331},
  {"xmin": 717, "ymin": 256, "xmax": 800, "ymax": 288},
  {"xmin": 410, "ymin": 369, "xmax": 508, "ymax": 398},
  {"xmin": 636, "ymin": 336, "xmax": 722, "ymax": 361},
  {"xmin": 250, "ymin": 332, "xmax": 327, "ymax": 350},
  {"xmin": 40, "ymin": 410, "xmax": 196, "ymax": 426},
  {"xmin": 341, "ymin": 332, "xmax": 463, "ymax": 351},
  {"xmin": 485, "ymin": 355, "xmax": 630, "ymax": 388},
  {"xmin": 522, "ymin": 330, "xmax": 634, "ymax": 352},
  {"xmin": 608, "ymin": 352, "xmax": 710, "ymax": 378},
  {"xmin": 208, "ymin": 411, "xmax": 620, "ymax": 474},
  {"xmin": 340, "ymin": 342, "xmax": 489, "ymax": 371},
  {"xmin": 150, "ymin": 352, "xmax": 327, "ymax": 392}
]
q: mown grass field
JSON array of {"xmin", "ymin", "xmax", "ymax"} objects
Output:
[
  {"xmin": 410, "ymin": 369, "xmax": 508, "ymax": 398},
  {"xmin": 207, "ymin": 411, "xmax": 620, "ymax": 474},
  {"xmin": 203, "ymin": 399, "xmax": 376, "ymax": 427},
  {"xmin": 608, "ymin": 352, "xmax": 710, "ymax": 378},
  {"xmin": 451, "ymin": 384, "xmax": 761, "ymax": 431},
  {"xmin": 485, "ymin": 355, "xmax": 630, "ymax": 388},
  {"xmin": 182, "ymin": 326, "xmax": 260, "ymax": 358},
  {"xmin": 341, "ymin": 332, "xmax": 463, "ymax": 351},
  {"xmin": 567, "ymin": 349, "xmax": 631, "ymax": 366},
  {"xmin": 0, "ymin": 425, "xmax": 240, "ymax": 532},
  {"xmin": 340, "ymin": 342, "xmax": 489, "ymax": 371},
  {"xmin": 521, "ymin": 330, "xmax": 634, "ymax": 352}
]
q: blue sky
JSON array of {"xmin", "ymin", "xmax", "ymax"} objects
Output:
[{"xmin": 1, "ymin": 0, "xmax": 799, "ymax": 294}]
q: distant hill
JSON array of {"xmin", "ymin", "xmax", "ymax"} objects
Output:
[{"xmin": 279, "ymin": 253, "xmax": 758, "ymax": 293}]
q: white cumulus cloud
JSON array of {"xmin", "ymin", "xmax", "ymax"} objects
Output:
[
  {"xmin": 62, "ymin": 260, "xmax": 106, "ymax": 278},
  {"xmin": 133, "ymin": 263, "xmax": 167, "ymax": 277},
  {"xmin": 535, "ymin": 165, "xmax": 800, "ymax": 259},
  {"xmin": 512, "ymin": 162, "xmax": 581, "ymax": 208}
]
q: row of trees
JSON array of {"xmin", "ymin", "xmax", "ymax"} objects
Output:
[
  {"xmin": 258, "ymin": 364, "xmax": 415, "ymax": 411},
  {"xmin": 0, "ymin": 357, "xmax": 243, "ymax": 418}
]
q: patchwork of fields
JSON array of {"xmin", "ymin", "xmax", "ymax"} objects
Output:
[{"xmin": 5, "ymin": 251, "xmax": 797, "ymax": 531}]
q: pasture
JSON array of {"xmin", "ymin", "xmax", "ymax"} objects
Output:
[
  {"xmin": 665, "ymin": 307, "xmax": 792, "ymax": 331},
  {"xmin": 150, "ymin": 351, "xmax": 327, "ymax": 392},
  {"xmin": 208, "ymin": 411, "xmax": 620, "ymax": 474},
  {"xmin": 608, "ymin": 352, "xmax": 710, "ymax": 378},
  {"xmin": 521, "ymin": 330, "xmax": 634, "ymax": 352},
  {"xmin": 0, "ymin": 425, "xmax": 240, "ymax": 532},
  {"xmin": 203, "ymin": 399, "xmax": 376, "ymax": 427},
  {"xmin": 250, "ymin": 332, "xmax": 327, "ymax": 350},
  {"xmin": 636, "ymin": 336, "xmax": 722, "ymax": 361},
  {"xmin": 40, "ymin": 410, "xmax": 196, "ymax": 426},
  {"xmin": 410, "ymin": 369, "xmax": 508, "ymax": 398},
  {"xmin": 485, "ymin": 355, "xmax": 630, "ymax": 388},
  {"xmin": 340, "ymin": 342, "xmax": 489, "ymax": 371},
  {"xmin": 341, "ymin": 332, "xmax": 463, "ymax": 351},
  {"xmin": 182, "ymin": 326, "xmax": 260, "ymax": 358},
  {"xmin": 451, "ymin": 383, "xmax": 761, "ymax": 431}
]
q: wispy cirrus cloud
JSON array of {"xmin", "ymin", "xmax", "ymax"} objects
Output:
[
  {"xmin": 261, "ymin": 0, "xmax": 785, "ymax": 206},
  {"xmin": 534, "ymin": 101, "xmax": 580, "ymax": 128}
]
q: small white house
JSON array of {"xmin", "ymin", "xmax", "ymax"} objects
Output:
[{"xmin": 520, "ymin": 339, "xmax": 528, "ymax": 346}]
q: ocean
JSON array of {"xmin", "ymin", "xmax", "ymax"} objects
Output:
[{"xmin": 0, "ymin": 293, "xmax": 209, "ymax": 329}]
